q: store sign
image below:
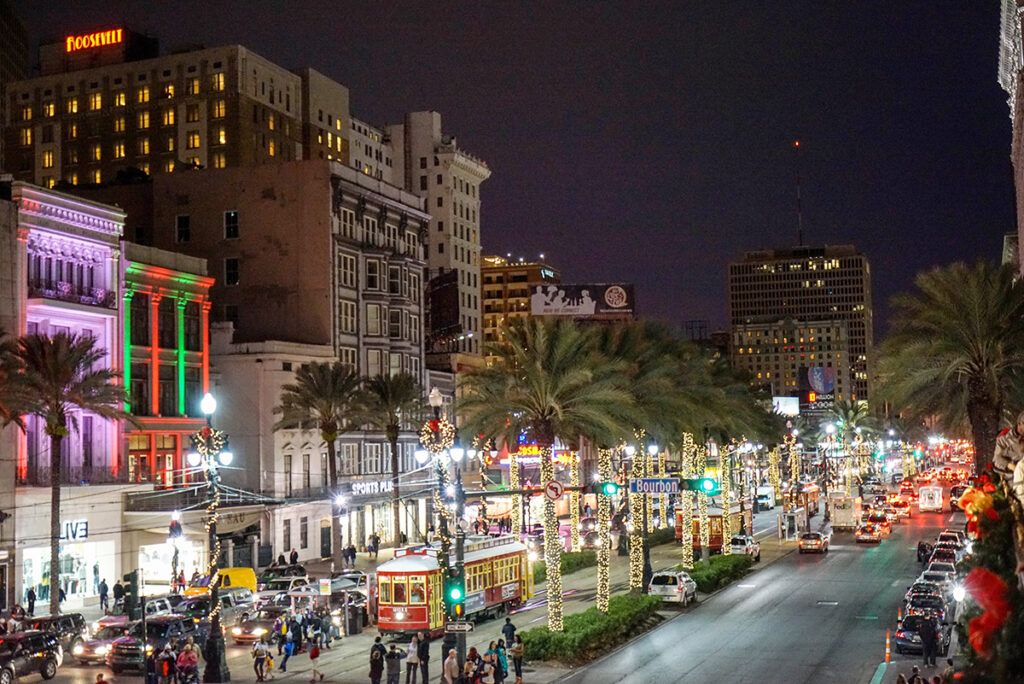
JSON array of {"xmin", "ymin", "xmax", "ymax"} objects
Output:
[
  {"xmin": 351, "ymin": 480, "xmax": 394, "ymax": 496},
  {"xmin": 530, "ymin": 283, "xmax": 634, "ymax": 317},
  {"xmin": 59, "ymin": 519, "xmax": 89, "ymax": 541},
  {"xmin": 66, "ymin": 29, "xmax": 124, "ymax": 53},
  {"xmin": 499, "ymin": 445, "xmax": 575, "ymax": 467}
]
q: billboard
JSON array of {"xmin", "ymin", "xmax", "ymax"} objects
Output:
[
  {"xmin": 529, "ymin": 283, "xmax": 634, "ymax": 317},
  {"xmin": 772, "ymin": 396, "xmax": 800, "ymax": 417},
  {"xmin": 798, "ymin": 366, "xmax": 836, "ymax": 411}
]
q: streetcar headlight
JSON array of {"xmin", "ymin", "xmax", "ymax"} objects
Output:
[
  {"xmin": 395, "ymin": 610, "xmax": 405, "ymax": 620},
  {"xmin": 528, "ymin": 552, "xmax": 538, "ymax": 562}
]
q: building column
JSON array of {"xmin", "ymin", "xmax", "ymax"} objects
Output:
[
  {"xmin": 150, "ymin": 294, "xmax": 161, "ymax": 417},
  {"xmin": 201, "ymin": 299, "xmax": 211, "ymax": 393},
  {"xmin": 176, "ymin": 298, "xmax": 187, "ymax": 416}
]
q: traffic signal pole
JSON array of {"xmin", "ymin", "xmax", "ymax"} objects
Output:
[{"xmin": 454, "ymin": 463, "xmax": 467, "ymax": 668}]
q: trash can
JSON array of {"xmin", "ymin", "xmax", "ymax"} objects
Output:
[{"xmin": 346, "ymin": 604, "xmax": 362, "ymax": 635}]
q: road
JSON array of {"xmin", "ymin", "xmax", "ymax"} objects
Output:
[{"xmin": 561, "ymin": 506, "xmax": 961, "ymax": 684}]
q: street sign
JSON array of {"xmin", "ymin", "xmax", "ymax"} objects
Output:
[
  {"xmin": 629, "ymin": 477, "xmax": 680, "ymax": 495},
  {"xmin": 445, "ymin": 621, "xmax": 474, "ymax": 633},
  {"xmin": 319, "ymin": 578, "xmax": 331, "ymax": 596},
  {"xmin": 544, "ymin": 480, "xmax": 564, "ymax": 501}
]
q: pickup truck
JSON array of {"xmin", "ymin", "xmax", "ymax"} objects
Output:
[
  {"xmin": 730, "ymin": 535, "xmax": 761, "ymax": 562},
  {"xmin": 106, "ymin": 616, "xmax": 209, "ymax": 673}
]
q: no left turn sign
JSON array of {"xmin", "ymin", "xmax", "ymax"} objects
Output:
[{"xmin": 544, "ymin": 480, "xmax": 564, "ymax": 501}]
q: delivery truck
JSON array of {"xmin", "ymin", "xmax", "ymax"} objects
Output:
[
  {"xmin": 828, "ymin": 495, "xmax": 862, "ymax": 531},
  {"xmin": 756, "ymin": 486, "xmax": 776, "ymax": 510},
  {"xmin": 918, "ymin": 486, "xmax": 944, "ymax": 513}
]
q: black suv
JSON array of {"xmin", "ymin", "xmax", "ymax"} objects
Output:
[
  {"xmin": 22, "ymin": 614, "xmax": 88, "ymax": 655},
  {"xmin": 107, "ymin": 616, "xmax": 208, "ymax": 673},
  {"xmin": 0, "ymin": 632, "xmax": 61, "ymax": 684}
]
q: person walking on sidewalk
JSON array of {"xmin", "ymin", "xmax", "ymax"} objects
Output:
[
  {"xmin": 442, "ymin": 649, "xmax": 459, "ymax": 684},
  {"xmin": 309, "ymin": 643, "xmax": 323, "ymax": 682},
  {"xmin": 251, "ymin": 637, "xmax": 270, "ymax": 681},
  {"xmin": 384, "ymin": 644, "xmax": 403, "ymax": 684},
  {"xmin": 501, "ymin": 618, "xmax": 516, "ymax": 645},
  {"xmin": 415, "ymin": 632, "xmax": 430, "ymax": 683},
  {"xmin": 508, "ymin": 635, "xmax": 524, "ymax": 684},
  {"xmin": 25, "ymin": 588, "xmax": 35, "ymax": 616},
  {"xmin": 290, "ymin": 548, "xmax": 299, "ymax": 565},
  {"xmin": 280, "ymin": 632, "xmax": 295, "ymax": 673},
  {"xmin": 404, "ymin": 634, "xmax": 419, "ymax": 684},
  {"xmin": 99, "ymin": 579, "xmax": 109, "ymax": 613}
]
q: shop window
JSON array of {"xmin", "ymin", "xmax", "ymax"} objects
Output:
[
  {"xmin": 128, "ymin": 435, "xmax": 151, "ymax": 482},
  {"xmin": 129, "ymin": 364, "xmax": 150, "ymax": 416}
]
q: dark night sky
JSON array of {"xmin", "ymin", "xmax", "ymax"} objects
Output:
[{"xmin": 14, "ymin": 2, "xmax": 1016, "ymax": 332}]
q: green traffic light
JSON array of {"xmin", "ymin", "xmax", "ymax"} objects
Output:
[
  {"xmin": 449, "ymin": 587, "xmax": 462, "ymax": 601},
  {"xmin": 601, "ymin": 482, "xmax": 618, "ymax": 495},
  {"xmin": 700, "ymin": 478, "xmax": 715, "ymax": 492}
]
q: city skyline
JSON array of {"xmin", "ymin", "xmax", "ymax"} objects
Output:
[{"xmin": 11, "ymin": 1, "xmax": 1014, "ymax": 331}]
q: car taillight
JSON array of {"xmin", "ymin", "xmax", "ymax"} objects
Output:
[
  {"xmin": 676, "ymin": 585, "xmax": 683, "ymax": 592},
  {"xmin": 896, "ymin": 631, "xmax": 906, "ymax": 639}
]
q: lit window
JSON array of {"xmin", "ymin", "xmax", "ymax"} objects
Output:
[
  {"xmin": 186, "ymin": 104, "xmax": 199, "ymax": 123},
  {"xmin": 113, "ymin": 142, "xmax": 125, "ymax": 159},
  {"xmin": 19, "ymin": 128, "xmax": 31, "ymax": 145},
  {"xmin": 188, "ymin": 156, "xmax": 200, "ymax": 167},
  {"xmin": 268, "ymin": 114, "xmax": 275, "ymax": 131},
  {"xmin": 138, "ymin": 162, "xmax": 150, "ymax": 175},
  {"xmin": 216, "ymin": 127, "xmax": 226, "ymax": 144},
  {"xmin": 161, "ymin": 108, "xmax": 175, "ymax": 126},
  {"xmin": 68, "ymin": 123, "xmax": 78, "ymax": 139},
  {"xmin": 210, "ymin": 72, "xmax": 225, "ymax": 91},
  {"xmin": 88, "ymin": 93, "xmax": 102, "ymax": 110},
  {"xmin": 42, "ymin": 176, "xmax": 55, "ymax": 189},
  {"xmin": 137, "ymin": 111, "xmax": 150, "ymax": 129},
  {"xmin": 211, "ymin": 152, "xmax": 226, "ymax": 169},
  {"xmin": 42, "ymin": 102, "xmax": 55, "ymax": 117},
  {"xmin": 166, "ymin": 136, "xmax": 175, "ymax": 152},
  {"xmin": 137, "ymin": 137, "xmax": 149, "ymax": 155},
  {"xmin": 327, "ymin": 132, "xmax": 333, "ymax": 147},
  {"xmin": 20, "ymin": 105, "xmax": 32, "ymax": 121},
  {"xmin": 137, "ymin": 86, "xmax": 150, "ymax": 104},
  {"xmin": 113, "ymin": 91, "xmax": 126, "ymax": 107},
  {"xmin": 41, "ymin": 150, "xmax": 54, "ymax": 169},
  {"xmin": 163, "ymin": 83, "xmax": 175, "ymax": 99},
  {"xmin": 91, "ymin": 169, "xmax": 101, "ymax": 184},
  {"xmin": 65, "ymin": 98, "xmax": 78, "ymax": 114},
  {"xmin": 90, "ymin": 144, "xmax": 102, "ymax": 161},
  {"xmin": 164, "ymin": 160, "xmax": 175, "ymax": 173},
  {"xmin": 187, "ymin": 77, "xmax": 200, "ymax": 95},
  {"xmin": 212, "ymin": 100, "xmax": 226, "ymax": 118},
  {"xmin": 186, "ymin": 131, "xmax": 200, "ymax": 149},
  {"xmin": 268, "ymin": 140, "xmax": 275, "ymax": 156},
  {"xmin": 114, "ymin": 117, "xmax": 126, "ymax": 133},
  {"xmin": 68, "ymin": 172, "xmax": 78, "ymax": 186}
]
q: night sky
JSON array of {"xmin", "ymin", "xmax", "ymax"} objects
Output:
[{"xmin": 13, "ymin": 2, "xmax": 1016, "ymax": 332}]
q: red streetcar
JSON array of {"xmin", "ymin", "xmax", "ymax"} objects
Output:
[{"xmin": 376, "ymin": 535, "xmax": 532, "ymax": 637}]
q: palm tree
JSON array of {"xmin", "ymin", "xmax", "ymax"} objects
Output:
[
  {"xmin": 15, "ymin": 332, "xmax": 132, "ymax": 615},
  {"xmin": 0, "ymin": 331, "xmax": 27, "ymax": 429},
  {"xmin": 359, "ymin": 373, "xmax": 424, "ymax": 546},
  {"xmin": 877, "ymin": 262, "xmax": 1024, "ymax": 473},
  {"xmin": 459, "ymin": 318, "xmax": 634, "ymax": 631},
  {"xmin": 274, "ymin": 362, "xmax": 362, "ymax": 570}
]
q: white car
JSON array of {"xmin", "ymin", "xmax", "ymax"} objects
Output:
[
  {"xmin": 254, "ymin": 576, "xmax": 309, "ymax": 608},
  {"xmin": 730, "ymin": 535, "xmax": 761, "ymax": 561},
  {"xmin": 925, "ymin": 562, "xmax": 957, "ymax": 583},
  {"xmin": 648, "ymin": 571, "xmax": 697, "ymax": 605}
]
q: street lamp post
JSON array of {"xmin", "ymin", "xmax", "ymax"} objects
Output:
[{"xmin": 187, "ymin": 392, "xmax": 232, "ymax": 683}]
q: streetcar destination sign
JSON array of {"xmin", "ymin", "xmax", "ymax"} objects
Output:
[
  {"xmin": 629, "ymin": 478, "xmax": 680, "ymax": 495},
  {"xmin": 445, "ymin": 622, "xmax": 474, "ymax": 633}
]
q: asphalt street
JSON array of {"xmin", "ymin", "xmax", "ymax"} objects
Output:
[{"xmin": 560, "ymin": 507, "xmax": 960, "ymax": 684}]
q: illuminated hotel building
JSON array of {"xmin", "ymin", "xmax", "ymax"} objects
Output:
[
  {"xmin": 481, "ymin": 255, "xmax": 560, "ymax": 360},
  {"xmin": 727, "ymin": 245, "xmax": 873, "ymax": 401},
  {"xmin": 0, "ymin": 181, "xmax": 214, "ymax": 609}
]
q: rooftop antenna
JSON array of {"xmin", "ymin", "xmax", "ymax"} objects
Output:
[{"xmin": 794, "ymin": 140, "xmax": 804, "ymax": 247}]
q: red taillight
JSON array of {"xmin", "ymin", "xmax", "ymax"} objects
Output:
[
  {"xmin": 896, "ymin": 631, "xmax": 906, "ymax": 639},
  {"xmin": 676, "ymin": 585, "xmax": 683, "ymax": 592}
]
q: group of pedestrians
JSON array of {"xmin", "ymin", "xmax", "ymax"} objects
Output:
[
  {"xmin": 150, "ymin": 637, "xmax": 201, "ymax": 684},
  {"xmin": 275, "ymin": 548, "xmax": 301, "ymax": 566},
  {"xmin": 894, "ymin": 659, "xmax": 956, "ymax": 684},
  {"xmin": 368, "ymin": 632, "xmax": 431, "ymax": 684}
]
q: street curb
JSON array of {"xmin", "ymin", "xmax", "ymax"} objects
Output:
[
  {"xmin": 868, "ymin": 662, "xmax": 888, "ymax": 684},
  {"xmin": 546, "ymin": 541, "xmax": 800, "ymax": 683}
]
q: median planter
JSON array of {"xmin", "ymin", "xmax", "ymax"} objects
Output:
[
  {"xmin": 676, "ymin": 554, "xmax": 754, "ymax": 593},
  {"xmin": 520, "ymin": 594, "xmax": 662, "ymax": 664},
  {"xmin": 533, "ymin": 549, "xmax": 597, "ymax": 584},
  {"xmin": 647, "ymin": 527, "xmax": 676, "ymax": 547}
]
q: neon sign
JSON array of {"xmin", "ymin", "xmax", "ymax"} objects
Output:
[{"xmin": 66, "ymin": 29, "xmax": 123, "ymax": 53}]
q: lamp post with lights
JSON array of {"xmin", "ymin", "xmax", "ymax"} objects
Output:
[{"xmin": 186, "ymin": 392, "xmax": 232, "ymax": 683}]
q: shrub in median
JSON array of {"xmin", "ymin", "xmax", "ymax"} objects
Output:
[
  {"xmin": 646, "ymin": 526, "xmax": 676, "ymax": 547},
  {"xmin": 532, "ymin": 549, "xmax": 598, "ymax": 584},
  {"xmin": 679, "ymin": 554, "xmax": 754, "ymax": 593},
  {"xmin": 520, "ymin": 594, "xmax": 662, "ymax": 663}
]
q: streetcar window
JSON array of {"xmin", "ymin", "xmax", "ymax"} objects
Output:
[
  {"xmin": 409, "ymin": 576, "xmax": 426, "ymax": 604},
  {"xmin": 379, "ymin": 577, "xmax": 391, "ymax": 604},
  {"xmin": 393, "ymin": 578, "xmax": 408, "ymax": 604}
]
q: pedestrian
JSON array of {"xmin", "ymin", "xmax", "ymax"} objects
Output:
[
  {"xmin": 495, "ymin": 640, "xmax": 508, "ymax": 680},
  {"xmin": 442, "ymin": 649, "xmax": 459, "ymax": 684},
  {"xmin": 112, "ymin": 580, "xmax": 124, "ymax": 605},
  {"xmin": 908, "ymin": 666, "xmax": 927, "ymax": 684},
  {"xmin": 941, "ymin": 658, "xmax": 955, "ymax": 683},
  {"xmin": 931, "ymin": 677, "xmax": 942, "ymax": 684},
  {"xmin": 509, "ymin": 635, "xmax": 524, "ymax": 684},
  {"xmin": 290, "ymin": 548, "xmax": 299, "ymax": 565},
  {"xmin": 274, "ymin": 615, "xmax": 287, "ymax": 655},
  {"xmin": 371, "ymin": 636, "xmax": 387, "ymax": 661},
  {"xmin": 501, "ymin": 617, "xmax": 516, "ymax": 644},
  {"xmin": 464, "ymin": 647, "xmax": 481, "ymax": 684},
  {"xmin": 158, "ymin": 645, "xmax": 176, "ymax": 684},
  {"xmin": 894, "ymin": 675, "xmax": 908, "ymax": 684},
  {"xmin": 252, "ymin": 636, "xmax": 270, "ymax": 681},
  {"xmin": 25, "ymin": 587, "xmax": 35, "ymax": 616},
  {"xmin": 280, "ymin": 631, "xmax": 295, "ymax": 673},
  {"xmin": 405, "ymin": 634, "xmax": 420, "ymax": 684},
  {"xmin": 416, "ymin": 631, "xmax": 430, "ymax": 683},
  {"xmin": 95, "ymin": 673, "xmax": 111, "ymax": 684},
  {"xmin": 385, "ymin": 644, "xmax": 403, "ymax": 684},
  {"xmin": 177, "ymin": 644, "xmax": 199, "ymax": 683},
  {"xmin": 919, "ymin": 618, "xmax": 938, "ymax": 668},
  {"xmin": 278, "ymin": 552, "xmax": 287, "ymax": 566},
  {"xmin": 99, "ymin": 578, "xmax": 109, "ymax": 613},
  {"xmin": 369, "ymin": 649, "xmax": 384, "ymax": 684},
  {"xmin": 309, "ymin": 642, "xmax": 323, "ymax": 682},
  {"xmin": 58, "ymin": 587, "xmax": 66, "ymax": 606}
]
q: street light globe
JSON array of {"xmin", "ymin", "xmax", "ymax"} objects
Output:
[
  {"xmin": 888, "ymin": 429, "xmax": 895, "ymax": 436},
  {"xmin": 335, "ymin": 494, "xmax": 346, "ymax": 507},
  {"xmin": 624, "ymin": 445, "xmax": 636, "ymax": 457},
  {"xmin": 186, "ymin": 451, "xmax": 202, "ymax": 467},
  {"xmin": 450, "ymin": 446, "xmax": 465, "ymax": 462},
  {"xmin": 200, "ymin": 393, "xmax": 217, "ymax": 416},
  {"xmin": 953, "ymin": 585, "xmax": 966, "ymax": 603},
  {"xmin": 647, "ymin": 444, "xmax": 659, "ymax": 456},
  {"xmin": 791, "ymin": 429, "xmax": 799, "ymax": 436},
  {"xmin": 466, "ymin": 448, "xmax": 478, "ymax": 460},
  {"xmin": 414, "ymin": 448, "xmax": 430, "ymax": 464},
  {"xmin": 825, "ymin": 424, "xmax": 836, "ymax": 435},
  {"xmin": 218, "ymin": 450, "xmax": 233, "ymax": 466},
  {"xmin": 428, "ymin": 387, "xmax": 444, "ymax": 409}
]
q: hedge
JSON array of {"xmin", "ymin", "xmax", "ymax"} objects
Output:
[
  {"xmin": 672, "ymin": 554, "xmax": 754, "ymax": 593},
  {"xmin": 520, "ymin": 594, "xmax": 662, "ymax": 663},
  {"xmin": 646, "ymin": 526, "xmax": 676, "ymax": 547},
  {"xmin": 533, "ymin": 549, "xmax": 598, "ymax": 584}
]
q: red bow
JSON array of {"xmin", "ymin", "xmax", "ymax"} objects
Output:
[
  {"xmin": 963, "ymin": 567, "xmax": 1010, "ymax": 659},
  {"xmin": 428, "ymin": 419, "xmax": 440, "ymax": 432}
]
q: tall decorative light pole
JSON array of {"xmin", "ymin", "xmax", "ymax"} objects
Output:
[
  {"xmin": 187, "ymin": 392, "xmax": 232, "ymax": 683},
  {"xmin": 822, "ymin": 423, "xmax": 836, "ymax": 523}
]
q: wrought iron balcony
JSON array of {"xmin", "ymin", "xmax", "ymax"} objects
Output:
[{"xmin": 27, "ymin": 280, "xmax": 117, "ymax": 309}]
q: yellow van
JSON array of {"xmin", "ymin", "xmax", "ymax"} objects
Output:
[{"xmin": 183, "ymin": 567, "xmax": 258, "ymax": 596}]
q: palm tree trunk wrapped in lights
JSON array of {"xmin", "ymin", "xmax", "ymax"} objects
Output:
[
  {"xmin": 787, "ymin": 433, "xmax": 800, "ymax": 485},
  {"xmin": 628, "ymin": 452, "xmax": 645, "ymax": 590},
  {"xmin": 596, "ymin": 447, "xmax": 614, "ymax": 612},
  {"xmin": 769, "ymin": 446, "xmax": 782, "ymax": 499},
  {"xmin": 509, "ymin": 447, "xmax": 522, "ymax": 536},
  {"xmin": 658, "ymin": 450, "xmax": 667, "ymax": 528},
  {"xmin": 696, "ymin": 443, "xmax": 710, "ymax": 557},
  {"xmin": 539, "ymin": 444, "xmax": 563, "ymax": 630},
  {"xmin": 679, "ymin": 436, "xmax": 695, "ymax": 570},
  {"xmin": 720, "ymin": 446, "xmax": 733, "ymax": 555},
  {"xmin": 570, "ymin": 452, "xmax": 581, "ymax": 552}
]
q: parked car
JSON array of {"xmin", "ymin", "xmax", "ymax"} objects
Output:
[
  {"xmin": 331, "ymin": 569, "xmax": 369, "ymax": 590},
  {"xmin": 254, "ymin": 576, "xmax": 309, "ymax": 608},
  {"xmin": 906, "ymin": 594, "xmax": 949, "ymax": 622},
  {"xmin": 580, "ymin": 530, "xmax": 602, "ymax": 550},
  {"xmin": 925, "ymin": 562, "xmax": 958, "ymax": 584},
  {"xmin": 184, "ymin": 567, "xmax": 257, "ymax": 596},
  {"xmin": 107, "ymin": 616, "xmax": 209, "ymax": 674},
  {"xmin": 230, "ymin": 606, "xmax": 288, "ymax": 646},
  {"xmin": 174, "ymin": 587, "xmax": 255, "ymax": 628},
  {"xmin": 903, "ymin": 582, "xmax": 946, "ymax": 608},
  {"xmin": 0, "ymin": 632, "xmax": 62, "ymax": 684},
  {"xmin": 798, "ymin": 531, "xmax": 829, "ymax": 554},
  {"xmin": 23, "ymin": 614, "xmax": 88, "ymax": 657},
  {"xmin": 647, "ymin": 571, "xmax": 697, "ymax": 605},
  {"xmin": 73, "ymin": 624, "xmax": 133, "ymax": 665},
  {"xmin": 729, "ymin": 535, "xmax": 761, "ymax": 561},
  {"xmin": 856, "ymin": 524, "xmax": 881, "ymax": 543},
  {"xmin": 578, "ymin": 516, "xmax": 598, "ymax": 532},
  {"xmin": 92, "ymin": 596, "xmax": 174, "ymax": 634},
  {"xmin": 257, "ymin": 565, "xmax": 308, "ymax": 591},
  {"xmin": 894, "ymin": 615, "xmax": 951, "ymax": 655}
]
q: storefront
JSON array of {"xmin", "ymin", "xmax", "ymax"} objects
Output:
[
  {"xmin": 346, "ymin": 479, "xmax": 429, "ymax": 550},
  {"xmin": 21, "ymin": 532, "xmax": 116, "ymax": 607}
]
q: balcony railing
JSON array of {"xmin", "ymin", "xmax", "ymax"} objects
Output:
[
  {"xmin": 19, "ymin": 466, "xmax": 125, "ymax": 486},
  {"xmin": 125, "ymin": 486, "xmax": 280, "ymax": 512},
  {"xmin": 27, "ymin": 281, "xmax": 117, "ymax": 310}
]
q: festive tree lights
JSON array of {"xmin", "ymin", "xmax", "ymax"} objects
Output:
[
  {"xmin": 658, "ymin": 450, "xmax": 667, "ymax": 528},
  {"xmin": 570, "ymin": 452, "xmax": 581, "ymax": 552},
  {"xmin": 539, "ymin": 445, "xmax": 563, "ymax": 631},
  {"xmin": 696, "ymin": 440, "xmax": 710, "ymax": 558},
  {"xmin": 786, "ymin": 433, "xmax": 800, "ymax": 485},
  {"xmin": 596, "ymin": 447, "xmax": 614, "ymax": 612},
  {"xmin": 628, "ymin": 449, "xmax": 645, "ymax": 590},
  {"xmin": 509, "ymin": 446, "xmax": 522, "ymax": 537},
  {"xmin": 721, "ymin": 445, "xmax": 733, "ymax": 554},
  {"xmin": 768, "ymin": 446, "xmax": 781, "ymax": 499},
  {"xmin": 679, "ymin": 434, "xmax": 695, "ymax": 570}
]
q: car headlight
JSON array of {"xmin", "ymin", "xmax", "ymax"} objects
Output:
[
  {"xmin": 253, "ymin": 628, "xmax": 267, "ymax": 637},
  {"xmin": 145, "ymin": 645, "xmax": 154, "ymax": 654},
  {"xmin": 96, "ymin": 645, "xmax": 109, "ymax": 656},
  {"xmin": 73, "ymin": 644, "xmax": 84, "ymax": 655},
  {"xmin": 92, "ymin": 621, "xmax": 101, "ymax": 633},
  {"xmin": 231, "ymin": 627, "xmax": 242, "ymax": 635}
]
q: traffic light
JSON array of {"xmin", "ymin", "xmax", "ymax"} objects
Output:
[
  {"xmin": 123, "ymin": 570, "xmax": 140, "ymax": 620},
  {"xmin": 590, "ymin": 481, "xmax": 619, "ymax": 496},
  {"xmin": 443, "ymin": 566, "xmax": 466, "ymax": 619},
  {"xmin": 169, "ymin": 520, "xmax": 183, "ymax": 538},
  {"xmin": 681, "ymin": 478, "xmax": 721, "ymax": 496}
]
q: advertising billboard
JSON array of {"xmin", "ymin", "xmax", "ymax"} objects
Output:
[
  {"xmin": 529, "ymin": 283, "xmax": 634, "ymax": 317},
  {"xmin": 798, "ymin": 366, "xmax": 836, "ymax": 411},
  {"xmin": 772, "ymin": 396, "xmax": 800, "ymax": 417}
]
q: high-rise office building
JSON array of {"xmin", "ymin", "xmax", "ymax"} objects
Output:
[
  {"xmin": 481, "ymin": 255, "xmax": 561, "ymax": 360},
  {"xmin": 727, "ymin": 244, "xmax": 873, "ymax": 401}
]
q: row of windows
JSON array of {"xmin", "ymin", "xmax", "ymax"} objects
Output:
[
  {"xmin": 17, "ymin": 77, "xmax": 227, "ymax": 123},
  {"xmin": 175, "ymin": 211, "xmax": 239, "ymax": 242},
  {"xmin": 128, "ymin": 362, "xmax": 203, "ymax": 418},
  {"xmin": 338, "ymin": 209, "xmax": 423, "ymax": 260},
  {"xmin": 17, "ymin": 102, "xmax": 228, "ymax": 146},
  {"xmin": 128, "ymin": 295, "xmax": 203, "ymax": 350},
  {"xmin": 345, "ymin": 302, "xmax": 420, "ymax": 343},
  {"xmin": 378, "ymin": 575, "xmax": 426, "ymax": 605}
]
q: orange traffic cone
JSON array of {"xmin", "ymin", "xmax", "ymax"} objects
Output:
[
  {"xmin": 898, "ymin": 606, "xmax": 902, "ymax": 620},
  {"xmin": 885, "ymin": 630, "xmax": 891, "ymax": 663}
]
